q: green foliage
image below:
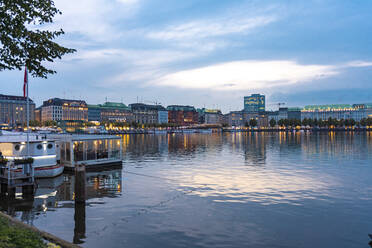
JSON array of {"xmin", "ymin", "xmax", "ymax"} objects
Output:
[
  {"xmin": 249, "ymin": 118, "xmax": 257, "ymax": 127},
  {"xmin": 0, "ymin": 0, "xmax": 76, "ymax": 78},
  {"xmin": 269, "ymin": 118, "xmax": 276, "ymax": 127},
  {"xmin": 29, "ymin": 120, "xmax": 41, "ymax": 127},
  {"xmin": 0, "ymin": 216, "xmax": 47, "ymax": 248},
  {"xmin": 43, "ymin": 120, "xmax": 57, "ymax": 127},
  {"xmin": 14, "ymin": 157, "xmax": 34, "ymax": 165},
  {"xmin": 0, "ymin": 157, "xmax": 8, "ymax": 164}
]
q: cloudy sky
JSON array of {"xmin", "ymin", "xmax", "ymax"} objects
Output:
[{"xmin": 2, "ymin": 0, "xmax": 372, "ymax": 112}]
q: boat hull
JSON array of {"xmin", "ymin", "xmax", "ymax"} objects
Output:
[
  {"xmin": 12, "ymin": 164, "xmax": 64, "ymax": 178},
  {"xmin": 34, "ymin": 164, "xmax": 64, "ymax": 178}
]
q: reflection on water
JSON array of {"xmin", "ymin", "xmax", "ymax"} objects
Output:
[
  {"xmin": 0, "ymin": 168, "xmax": 122, "ymax": 245},
  {"xmin": 1, "ymin": 132, "xmax": 372, "ymax": 248}
]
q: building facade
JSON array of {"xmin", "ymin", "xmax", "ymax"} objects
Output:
[
  {"xmin": 244, "ymin": 94, "xmax": 265, "ymax": 113},
  {"xmin": 0, "ymin": 94, "xmax": 35, "ymax": 126},
  {"xmin": 158, "ymin": 110, "xmax": 169, "ymax": 124},
  {"xmin": 129, "ymin": 103, "xmax": 166, "ymax": 124},
  {"xmin": 41, "ymin": 98, "xmax": 88, "ymax": 122},
  {"xmin": 198, "ymin": 108, "xmax": 223, "ymax": 125},
  {"xmin": 91, "ymin": 102, "xmax": 133, "ymax": 123},
  {"xmin": 301, "ymin": 104, "xmax": 372, "ymax": 121},
  {"xmin": 34, "ymin": 107, "xmax": 42, "ymax": 123},
  {"xmin": 87, "ymin": 105, "xmax": 101, "ymax": 122},
  {"xmin": 167, "ymin": 105, "xmax": 199, "ymax": 126},
  {"xmin": 226, "ymin": 111, "xmax": 243, "ymax": 127}
]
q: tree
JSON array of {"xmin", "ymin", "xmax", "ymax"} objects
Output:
[
  {"xmin": 302, "ymin": 118, "xmax": 309, "ymax": 126},
  {"xmin": 269, "ymin": 118, "xmax": 276, "ymax": 128},
  {"xmin": 249, "ymin": 118, "xmax": 257, "ymax": 127},
  {"xmin": 29, "ymin": 120, "xmax": 40, "ymax": 127},
  {"xmin": 349, "ymin": 118, "xmax": 356, "ymax": 127},
  {"xmin": 0, "ymin": 0, "xmax": 76, "ymax": 78}
]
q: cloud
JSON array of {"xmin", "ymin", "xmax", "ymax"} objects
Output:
[
  {"xmin": 154, "ymin": 60, "xmax": 339, "ymax": 91},
  {"xmin": 345, "ymin": 60, "xmax": 372, "ymax": 67},
  {"xmin": 64, "ymin": 48, "xmax": 198, "ymax": 67},
  {"xmin": 52, "ymin": 0, "xmax": 139, "ymax": 42},
  {"xmin": 147, "ymin": 16, "xmax": 276, "ymax": 41}
]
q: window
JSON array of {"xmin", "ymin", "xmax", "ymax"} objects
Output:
[
  {"xmin": 14, "ymin": 144, "xmax": 20, "ymax": 151},
  {"xmin": 37, "ymin": 144, "xmax": 42, "ymax": 150}
]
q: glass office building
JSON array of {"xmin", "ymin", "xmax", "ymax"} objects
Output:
[{"xmin": 244, "ymin": 94, "xmax": 265, "ymax": 113}]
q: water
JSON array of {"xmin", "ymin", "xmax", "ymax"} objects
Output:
[{"xmin": 1, "ymin": 132, "xmax": 372, "ymax": 248}]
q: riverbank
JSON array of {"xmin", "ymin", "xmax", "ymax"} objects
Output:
[
  {"xmin": 0, "ymin": 211, "xmax": 79, "ymax": 248},
  {"xmin": 102, "ymin": 127, "xmax": 372, "ymax": 135}
]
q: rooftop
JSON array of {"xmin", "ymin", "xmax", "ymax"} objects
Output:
[
  {"xmin": 89, "ymin": 102, "xmax": 129, "ymax": 110},
  {"xmin": 0, "ymin": 94, "xmax": 34, "ymax": 103},
  {"xmin": 167, "ymin": 105, "xmax": 196, "ymax": 111}
]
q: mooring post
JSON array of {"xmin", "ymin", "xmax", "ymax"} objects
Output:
[
  {"xmin": 22, "ymin": 184, "xmax": 34, "ymax": 198},
  {"xmin": 74, "ymin": 163, "xmax": 86, "ymax": 203},
  {"xmin": 7, "ymin": 186, "xmax": 15, "ymax": 199},
  {"xmin": 74, "ymin": 163, "xmax": 86, "ymax": 244},
  {"xmin": 0, "ymin": 183, "xmax": 7, "ymax": 196}
]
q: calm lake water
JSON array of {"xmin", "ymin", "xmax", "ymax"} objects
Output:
[{"xmin": 2, "ymin": 132, "xmax": 372, "ymax": 248}]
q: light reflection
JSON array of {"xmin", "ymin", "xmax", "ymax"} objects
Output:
[{"xmin": 172, "ymin": 167, "xmax": 334, "ymax": 205}]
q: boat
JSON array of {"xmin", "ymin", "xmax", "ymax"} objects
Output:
[
  {"xmin": 48, "ymin": 134, "xmax": 123, "ymax": 171},
  {"xmin": 0, "ymin": 131, "xmax": 63, "ymax": 178}
]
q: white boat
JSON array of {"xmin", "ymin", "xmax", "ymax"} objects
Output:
[{"xmin": 0, "ymin": 131, "xmax": 63, "ymax": 178}]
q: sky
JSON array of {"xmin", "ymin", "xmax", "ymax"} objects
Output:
[{"xmin": 1, "ymin": 0, "xmax": 372, "ymax": 112}]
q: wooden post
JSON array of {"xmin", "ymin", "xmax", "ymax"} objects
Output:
[
  {"xmin": 0, "ymin": 183, "xmax": 7, "ymax": 196},
  {"xmin": 74, "ymin": 163, "xmax": 86, "ymax": 244},
  {"xmin": 74, "ymin": 163, "xmax": 86, "ymax": 203},
  {"xmin": 7, "ymin": 186, "xmax": 15, "ymax": 199},
  {"xmin": 22, "ymin": 184, "xmax": 34, "ymax": 198}
]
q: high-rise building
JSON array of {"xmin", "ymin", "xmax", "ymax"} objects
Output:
[
  {"xmin": 244, "ymin": 94, "xmax": 265, "ymax": 113},
  {"xmin": 41, "ymin": 98, "xmax": 88, "ymax": 122},
  {"xmin": 0, "ymin": 94, "xmax": 35, "ymax": 126}
]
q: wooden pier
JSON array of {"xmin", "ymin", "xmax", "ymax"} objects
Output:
[{"xmin": 0, "ymin": 161, "xmax": 35, "ymax": 198}]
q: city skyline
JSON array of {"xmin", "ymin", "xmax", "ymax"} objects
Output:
[{"xmin": 1, "ymin": 0, "xmax": 372, "ymax": 112}]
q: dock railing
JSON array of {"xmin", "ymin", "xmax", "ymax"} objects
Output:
[{"xmin": 0, "ymin": 160, "xmax": 34, "ymax": 188}]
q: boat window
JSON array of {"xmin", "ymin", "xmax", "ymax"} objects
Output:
[
  {"xmin": 14, "ymin": 144, "xmax": 20, "ymax": 151},
  {"xmin": 37, "ymin": 144, "xmax": 42, "ymax": 150},
  {"xmin": 47, "ymin": 143, "xmax": 53, "ymax": 149}
]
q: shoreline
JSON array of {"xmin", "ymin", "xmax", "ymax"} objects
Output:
[
  {"xmin": 0, "ymin": 211, "xmax": 80, "ymax": 248},
  {"xmin": 101, "ymin": 127, "xmax": 372, "ymax": 135}
]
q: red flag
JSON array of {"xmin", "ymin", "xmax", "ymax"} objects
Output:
[{"xmin": 23, "ymin": 66, "xmax": 28, "ymax": 97}]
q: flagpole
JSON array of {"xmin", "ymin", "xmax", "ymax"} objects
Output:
[{"xmin": 26, "ymin": 66, "xmax": 30, "ymax": 158}]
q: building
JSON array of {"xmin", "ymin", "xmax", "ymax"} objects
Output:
[
  {"xmin": 158, "ymin": 110, "xmax": 169, "ymax": 124},
  {"xmin": 288, "ymin": 107, "xmax": 302, "ymax": 120},
  {"xmin": 167, "ymin": 105, "xmax": 199, "ymax": 126},
  {"xmin": 243, "ymin": 112, "xmax": 268, "ymax": 127},
  {"xmin": 197, "ymin": 108, "xmax": 223, "ymax": 125},
  {"xmin": 267, "ymin": 107, "xmax": 301, "ymax": 122},
  {"xmin": 226, "ymin": 111, "xmax": 244, "ymax": 127},
  {"xmin": 301, "ymin": 103, "xmax": 372, "ymax": 121},
  {"xmin": 0, "ymin": 94, "xmax": 35, "ymax": 126},
  {"xmin": 88, "ymin": 102, "xmax": 133, "ymax": 123},
  {"xmin": 41, "ymin": 98, "xmax": 88, "ymax": 122},
  {"xmin": 34, "ymin": 107, "xmax": 42, "ymax": 123},
  {"xmin": 244, "ymin": 94, "xmax": 265, "ymax": 113},
  {"xmin": 87, "ymin": 105, "xmax": 101, "ymax": 122},
  {"xmin": 129, "ymin": 103, "xmax": 166, "ymax": 124}
]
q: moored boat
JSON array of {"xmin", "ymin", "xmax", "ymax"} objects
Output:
[{"xmin": 0, "ymin": 131, "xmax": 63, "ymax": 178}]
